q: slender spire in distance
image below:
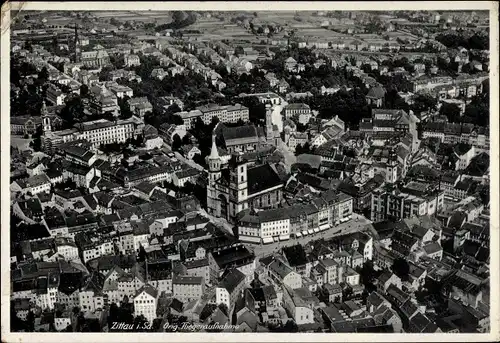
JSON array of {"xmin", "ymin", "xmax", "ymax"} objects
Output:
[{"xmin": 209, "ymin": 133, "xmax": 220, "ymax": 160}]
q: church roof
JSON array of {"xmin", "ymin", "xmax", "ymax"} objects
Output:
[
  {"xmin": 222, "ymin": 125, "xmax": 259, "ymax": 142},
  {"xmin": 247, "ymin": 164, "xmax": 283, "ymax": 195}
]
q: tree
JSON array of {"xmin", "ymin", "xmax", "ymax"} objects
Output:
[
  {"xmin": 60, "ymin": 96, "xmax": 85, "ymax": 125},
  {"xmin": 358, "ymin": 260, "xmax": 377, "ymax": 286},
  {"xmin": 26, "ymin": 310, "xmax": 35, "ymax": 332},
  {"xmin": 439, "ymin": 102, "xmax": 461, "ymax": 123},
  {"xmin": 165, "ymin": 103, "xmax": 181, "ymax": 115},
  {"xmin": 283, "ymin": 320, "xmax": 298, "ymax": 332},
  {"xmin": 384, "ymin": 88, "xmax": 402, "ymax": 109},
  {"xmin": 210, "ymin": 116, "xmax": 220, "ymax": 127},
  {"xmin": 234, "ymin": 46, "xmax": 245, "ymax": 57},
  {"xmin": 241, "ymin": 96, "xmax": 266, "ymax": 124},
  {"xmin": 76, "ymin": 311, "xmax": 86, "ymax": 331},
  {"xmin": 294, "ymin": 142, "xmax": 313, "ymax": 157},
  {"xmin": 108, "ymin": 303, "xmax": 119, "ymax": 329},
  {"xmin": 133, "ymin": 314, "xmax": 150, "ymax": 332},
  {"xmin": 172, "ymin": 11, "xmax": 186, "ymax": 23},
  {"xmin": 80, "ymin": 84, "xmax": 89, "ymax": 97},
  {"xmin": 168, "ymin": 114, "xmax": 184, "ymax": 125},
  {"xmin": 462, "ymin": 91, "xmax": 489, "ymax": 127},
  {"xmin": 137, "ymin": 245, "xmax": 147, "ymax": 262},
  {"xmin": 181, "ymin": 134, "xmax": 192, "ymax": 145},
  {"xmin": 172, "ymin": 134, "xmax": 182, "ymax": 151},
  {"xmin": 38, "ymin": 67, "xmax": 49, "ymax": 82},
  {"xmin": 295, "ymin": 143, "xmax": 304, "ymax": 156},
  {"xmin": 411, "ymin": 93, "xmax": 437, "ymax": 115},
  {"xmin": 24, "ymin": 39, "xmax": 32, "ymax": 51},
  {"xmin": 99, "ymin": 65, "xmax": 115, "ymax": 82},
  {"xmin": 29, "ymin": 125, "xmax": 44, "ymax": 152},
  {"xmin": 118, "ymin": 96, "xmax": 134, "ymax": 119},
  {"xmin": 192, "ymin": 153, "xmax": 205, "ymax": 167},
  {"xmin": 392, "ymin": 257, "xmax": 410, "ymax": 282}
]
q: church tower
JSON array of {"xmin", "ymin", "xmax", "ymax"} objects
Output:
[
  {"xmin": 41, "ymin": 101, "xmax": 51, "ymax": 133},
  {"xmin": 265, "ymin": 103, "xmax": 274, "ymax": 143},
  {"xmin": 228, "ymin": 153, "xmax": 249, "ymax": 219},
  {"xmin": 208, "ymin": 133, "xmax": 222, "ymax": 184},
  {"xmin": 206, "ymin": 133, "xmax": 222, "ymax": 217},
  {"xmin": 73, "ymin": 24, "xmax": 81, "ymax": 63},
  {"xmin": 386, "ymin": 147, "xmax": 398, "ymax": 184}
]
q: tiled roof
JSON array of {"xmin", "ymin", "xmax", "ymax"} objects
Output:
[{"xmin": 247, "ymin": 164, "xmax": 282, "ymax": 195}]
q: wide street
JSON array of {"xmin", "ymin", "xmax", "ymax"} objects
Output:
[
  {"xmin": 245, "ymin": 212, "xmax": 373, "ymax": 259},
  {"xmin": 200, "ymin": 208, "xmax": 374, "ymax": 259}
]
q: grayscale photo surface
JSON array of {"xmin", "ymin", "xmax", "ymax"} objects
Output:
[{"xmin": 8, "ymin": 8, "xmax": 491, "ymax": 334}]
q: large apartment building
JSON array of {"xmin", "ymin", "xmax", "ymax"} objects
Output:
[
  {"xmin": 371, "ymin": 182, "xmax": 444, "ymax": 222},
  {"xmin": 238, "ymin": 190, "xmax": 354, "ymax": 244},
  {"xmin": 177, "ymin": 103, "xmax": 250, "ymax": 129},
  {"xmin": 41, "ymin": 116, "xmax": 144, "ymax": 153}
]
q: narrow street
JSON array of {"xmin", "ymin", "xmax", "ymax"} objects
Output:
[
  {"xmin": 276, "ymin": 138, "xmax": 296, "ymax": 174},
  {"xmin": 162, "ymin": 142, "xmax": 205, "ymax": 172},
  {"xmin": 199, "ymin": 208, "xmax": 235, "ymax": 236},
  {"xmin": 271, "ymin": 101, "xmax": 287, "ymax": 133}
]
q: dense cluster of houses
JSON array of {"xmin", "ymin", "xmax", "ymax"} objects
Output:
[{"xmin": 9, "ymin": 10, "xmax": 490, "ymax": 334}]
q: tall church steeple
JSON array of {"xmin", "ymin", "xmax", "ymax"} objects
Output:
[
  {"xmin": 265, "ymin": 103, "xmax": 273, "ymax": 142},
  {"xmin": 208, "ymin": 133, "xmax": 221, "ymax": 184},
  {"xmin": 41, "ymin": 101, "xmax": 51, "ymax": 133},
  {"xmin": 74, "ymin": 24, "xmax": 81, "ymax": 63},
  {"xmin": 41, "ymin": 100, "xmax": 48, "ymax": 116},
  {"xmin": 209, "ymin": 133, "xmax": 220, "ymax": 160},
  {"xmin": 386, "ymin": 147, "xmax": 398, "ymax": 184}
]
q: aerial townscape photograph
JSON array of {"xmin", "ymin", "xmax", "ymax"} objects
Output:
[{"xmin": 5, "ymin": 5, "xmax": 495, "ymax": 336}]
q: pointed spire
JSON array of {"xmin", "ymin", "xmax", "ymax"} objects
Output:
[
  {"xmin": 209, "ymin": 133, "xmax": 220, "ymax": 160},
  {"xmin": 41, "ymin": 100, "xmax": 47, "ymax": 116}
]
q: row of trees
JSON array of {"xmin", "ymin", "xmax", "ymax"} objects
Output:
[
  {"xmin": 122, "ymin": 54, "xmax": 216, "ymax": 110},
  {"xmin": 296, "ymin": 87, "xmax": 371, "ymax": 129},
  {"xmin": 221, "ymin": 67, "xmax": 271, "ymax": 98},
  {"xmin": 154, "ymin": 11, "xmax": 197, "ymax": 32},
  {"xmin": 435, "ymin": 31, "xmax": 489, "ymax": 50},
  {"xmin": 11, "ymin": 58, "xmax": 49, "ymax": 117},
  {"xmin": 439, "ymin": 88, "xmax": 489, "ymax": 127}
]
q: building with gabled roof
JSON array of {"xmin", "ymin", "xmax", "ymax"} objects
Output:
[
  {"xmin": 268, "ymin": 258, "xmax": 302, "ymax": 289},
  {"xmin": 133, "ymin": 284, "xmax": 159, "ymax": 323},
  {"xmin": 172, "ymin": 275, "xmax": 205, "ymax": 303},
  {"xmin": 79, "ymin": 271, "xmax": 106, "ymax": 313},
  {"xmin": 282, "ymin": 285, "xmax": 315, "ymax": 325},
  {"xmin": 215, "ymin": 269, "xmax": 246, "ymax": 317}
]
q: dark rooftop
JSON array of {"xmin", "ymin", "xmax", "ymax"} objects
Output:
[
  {"xmin": 247, "ymin": 164, "xmax": 283, "ymax": 195},
  {"xmin": 282, "ymin": 244, "xmax": 308, "ymax": 267},
  {"xmin": 218, "ymin": 269, "xmax": 245, "ymax": 294}
]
